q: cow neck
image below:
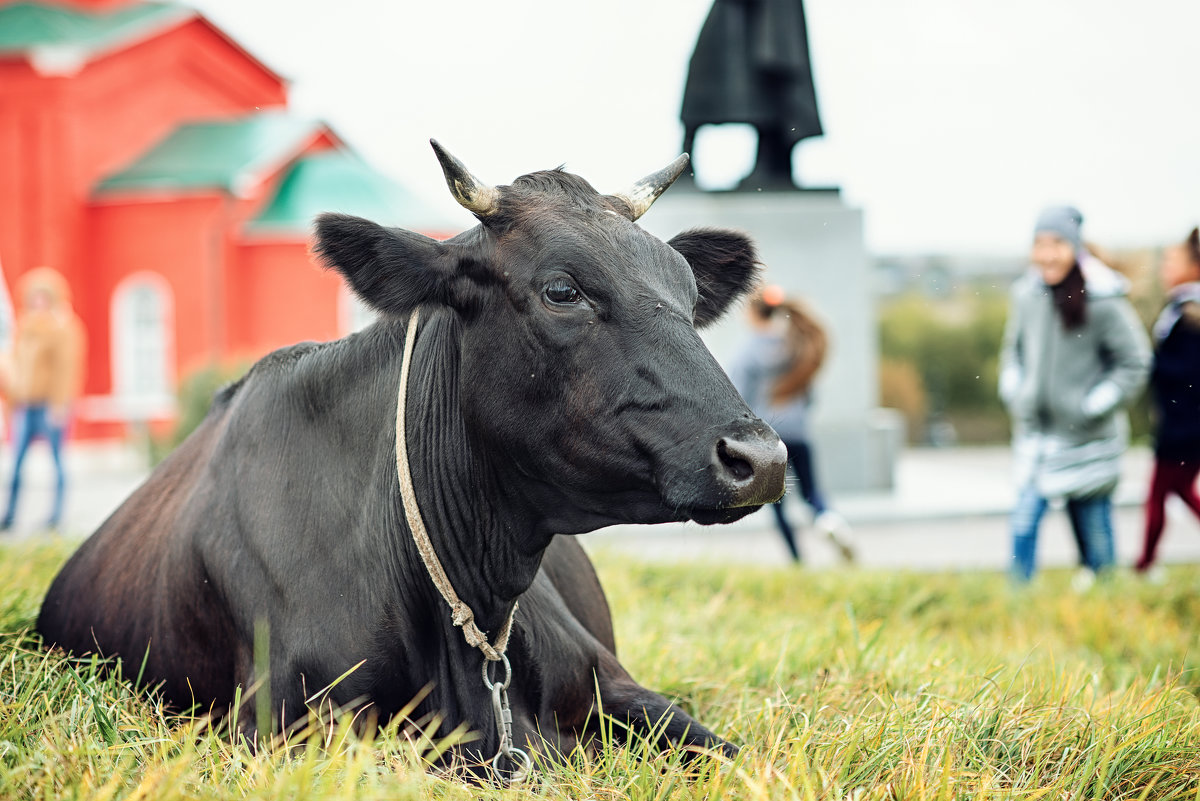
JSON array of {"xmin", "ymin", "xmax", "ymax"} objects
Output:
[{"xmin": 395, "ymin": 307, "xmax": 517, "ymax": 663}]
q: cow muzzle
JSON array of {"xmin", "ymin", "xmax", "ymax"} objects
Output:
[{"xmin": 711, "ymin": 432, "xmax": 788, "ymax": 507}]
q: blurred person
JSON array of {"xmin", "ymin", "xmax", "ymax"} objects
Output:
[
  {"xmin": 728, "ymin": 285, "xmax": 855, "ymax": 563},
  {"xmin": 0, "ymin": 255, "xmax": 15, "ymax": 390},
  {"xmin": 0, "ymin": 267, "xmax": 85, "ymax": 532},
  {"xmin": 999, "ymin": 206, "xmax": 1151, "ymax": 585},
  {"xmin": 1134, "ymin": 227, "xmax": 1200, "ymax": 576}
]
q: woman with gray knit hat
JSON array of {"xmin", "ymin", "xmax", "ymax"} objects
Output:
[{"xmin": 998, "ymin": 205, "xmax": 1151, "ymax": 585}]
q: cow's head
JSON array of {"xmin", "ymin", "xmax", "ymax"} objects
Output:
[{"xmin": 315, "ymin": 141, "xmax": 786, "ymax": 536}]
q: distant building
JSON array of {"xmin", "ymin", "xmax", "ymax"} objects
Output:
[
  {"xmin": 0, "ymin": 0, "xmax": 447, "ymax": 438},
  {"xmin": 873, "ymin": 248, "xmax": 1159, "ymax": 300},
  {"xmin": 873, "ymin": 254, "xmax": 1024, "ymax": 298}
]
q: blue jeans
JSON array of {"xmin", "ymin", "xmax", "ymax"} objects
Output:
[
  {"xmin": 1010, "ymin": 485, "xmax": 1114, "ymax": 581},
  {"xmin": 770, "ymin": 439, "xmax": 828, "ymax": 562},
  {"xmin": 2, "ymin": 405, "xmax": 66, "ymax": 528}
]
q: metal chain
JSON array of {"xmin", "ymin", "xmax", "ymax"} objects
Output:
[{"xmin": 482, "ymin": 654, "xmax": 533, "ymax": 784}]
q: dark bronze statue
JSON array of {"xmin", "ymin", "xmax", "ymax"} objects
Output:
[{"xmin": 681, "ymin": 0, "xmax": 823, "ymax": 190}]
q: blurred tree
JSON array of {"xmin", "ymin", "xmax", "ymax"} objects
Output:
[
  {"xmin": 878, "ymin": 358, "xmax": 927, "ymax": 443},
  {"xmin": 878, "ymin": 291, "xmax": 1008, "ymax": 444},
  {"xmin": 149, "ymin": 362, "xmax": 249, "ymax": 464},
  {"xmin": 878, "ymin": 265, "xmax": 1165, "ymax": 445}
]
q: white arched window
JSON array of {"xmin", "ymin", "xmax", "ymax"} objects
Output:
[{"xmin": 111, "ymin": 273, "xmax": 174, "ymax": 409}]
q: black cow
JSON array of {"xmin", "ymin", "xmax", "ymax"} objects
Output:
[{"xmin": 37, "ymin": 142, "xmax": 786, "ymax": 773}]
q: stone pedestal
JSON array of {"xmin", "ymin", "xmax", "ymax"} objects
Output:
[{"xmin": 640, "ymin": 190, "xmax": 900, "ymax": 493}]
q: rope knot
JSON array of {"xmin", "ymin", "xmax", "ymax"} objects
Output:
[
  {"xmin": 450, "ymin": 602, "xmax": 474, "ymax": 628},
  {"xmin": 462, "ymin": 623, "xmax": 502, "ymax": 661}
]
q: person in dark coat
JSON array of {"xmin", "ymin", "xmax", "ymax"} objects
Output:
[
  {"xmin": 681, "ymin": 0, "xmax": 822, "ymax": 189},
  {"xmin": 1135, "ymin": 227, "xmax": 1200, "ymax": 575}
]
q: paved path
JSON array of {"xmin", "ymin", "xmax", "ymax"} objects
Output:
[
  {"xmin": 583, "ymin": 501, "xmax": 1200, "ymax": 572},
  {"xmin": 3, "ymin": 442, "xmax": 1198, "ymax": 574},
  {"xmin": 582, "ymin": 445, "xmax": 1200, "ymax": 572}
]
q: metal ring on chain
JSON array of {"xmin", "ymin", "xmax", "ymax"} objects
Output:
[
  {"xmin": 494, "ymin": 745, "xmax": 534, "ymax": 785},
  {"xmin": 482, "ymin": 653, "xmax": 512, "ymax": 692}
]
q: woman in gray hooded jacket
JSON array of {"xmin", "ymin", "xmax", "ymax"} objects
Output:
[{"xmin": 999, "ymin": 206, "xmax": 1151, "ymax": 583}]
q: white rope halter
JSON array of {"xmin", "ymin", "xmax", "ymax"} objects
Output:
[{"xmin": 394, "ymin": 308, "xmax": 517, "ymax": 663}]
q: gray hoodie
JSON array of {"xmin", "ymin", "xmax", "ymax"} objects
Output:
[
  {"xmin": 728, "ymin": 330, "xmax": 812, "ymax": 442},
  {"xmin": 998, "ymin": 255, "xmax": 1151, "ymax": 498}
]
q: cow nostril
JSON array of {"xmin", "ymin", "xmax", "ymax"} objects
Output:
[
  {"xmin": 709, "ymin": 434, "xmax": 787, "ymax": 508},
  {"xmin": 716, "ymin": 439, "xmax": 754, "ymax": 482}
]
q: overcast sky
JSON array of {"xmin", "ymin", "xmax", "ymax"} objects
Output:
[{"xmin": 190, "ymin": 0, "xmax": 1199, "ymax": 256}]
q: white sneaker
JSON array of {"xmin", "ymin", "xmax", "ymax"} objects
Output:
[
  {"xmin": 815, "ymin": 511, "xmax": 857, "ymax": 564},
  {"xmin": 1138, "ymin": 565, "xmax": 1167, "ymax": 585},
  {"xmin": 1071, "ymin": 567, "xmax": 1096, "ymax": 593}
]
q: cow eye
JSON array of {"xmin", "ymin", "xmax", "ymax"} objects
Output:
[{"xmin": 544, "ymin": 278, "xmax": 582, "ymax": 305}]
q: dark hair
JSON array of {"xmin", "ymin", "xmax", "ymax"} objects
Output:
[
  {"xmin": 749, "ymin": 290, "xmax": 828, "ymax": 402},
  {"xmin": 1186, "ymin": 227, "xmax": 1200, "ymax": 267},
  {"xmin": 1051, "ymin": 262, "xmax": 1087, "ymax": 330}
]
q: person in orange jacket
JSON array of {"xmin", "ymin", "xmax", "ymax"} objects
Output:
[
  {"xmin": 1, "ymin": 267, "xmax": 85, "ymax": 531},
  {"xmin": 727, "ymin": 285, "xmax": 855, "ymax": 564}
]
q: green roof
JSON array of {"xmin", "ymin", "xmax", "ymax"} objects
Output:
[
  {"xmin": 247, "ymin": 150, "xmax": 429, "ymax": 235},
  {"xmin": 0, "ymin": 2, "xmax": 192, "ymax": 62},
  {"xmin": 95, "ymin": 113, "xmax": 325, "ymax": 195}
]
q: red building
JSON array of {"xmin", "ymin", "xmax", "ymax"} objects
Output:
[{"xmin": 0, "ymin": 0, "xmax": 446, "ymax": 437}]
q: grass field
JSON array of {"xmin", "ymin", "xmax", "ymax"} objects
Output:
[{"xmin": 2, "ymin": 538, "xmax": 1198, "ymax": 800}]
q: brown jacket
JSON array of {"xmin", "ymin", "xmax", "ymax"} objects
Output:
[{"xmin": 7, "ymin": 268, "xmax": 85, "ymax": 409}]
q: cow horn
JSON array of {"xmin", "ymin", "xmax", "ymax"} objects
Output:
[
  {"xmin": 430, "ymin": 139, "xmax": 500, "ymax": 217},
  {"xmin": 613, "ymin": 154, "xmax": 690, "ymax": 221}
]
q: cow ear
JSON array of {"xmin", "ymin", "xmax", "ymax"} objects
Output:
[
  {"xmin": 313, "ymin": 213, "xmax": 451, "ymax": 315},
  {"xmin": 668, "ymin": 228, "xmax": 761, "ymax": 328}
]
